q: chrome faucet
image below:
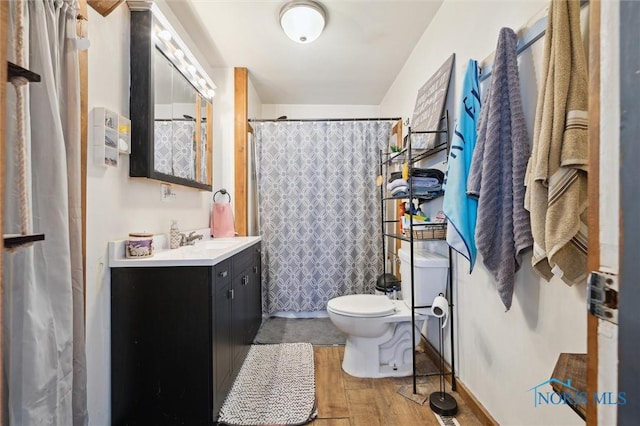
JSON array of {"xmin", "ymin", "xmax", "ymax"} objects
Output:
[{"xmin": 180, "ymin": 231, "xmax": 203, "ymax": 246}]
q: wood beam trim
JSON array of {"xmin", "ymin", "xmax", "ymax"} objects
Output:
[
  {"xmin": 79, "ymin": 0, "xmax": 88, "ymax": 319},
  {"xmin": 393, "ymin": 119, "xmax": 403, "ymax": 276},
  {"xmin": 1, "ymin": 1, "xmax": 9, "ymax": 421},
  {"xmin": 391, "ymin": 119, "xmax": 403, "ymax": 149},
  {"xmin": 586, "ymin": 1, "xmax": 601, "ymax": 424},
  {"xmin": 195, "ymin": 96, "xmax": 202, "ymax": 181},
  {"xmin": 87, "ymin": 0, "xmax": 125, "ymax": 17},
  {"xmin": 234, "ymin": 67, "xmax": 248, "ymax": 236}
]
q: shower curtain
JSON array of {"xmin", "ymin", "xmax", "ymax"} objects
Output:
[
  {"xmin": 3, "ymin": 1, "xmax": 87, "ymax": 424},
  {"xmin": 154, "ymin": 120, "xmax": 197, "ymax": 180},
  {"xmin": 254, "ymin": 120, "xmax": 391, "ymax": 313}
]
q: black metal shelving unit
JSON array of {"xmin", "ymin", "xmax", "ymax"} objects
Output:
[{"xmin": 379, "ymin": 112, "xmax": 456, "ymax": 396}]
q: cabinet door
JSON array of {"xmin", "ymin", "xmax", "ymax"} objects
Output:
[
  {"xmin": 231, "ymin": 269, "xmax": 251, "ymax": 377},
  {"xmin": 212, "ymin": 260, "xmax": 233, "ymax": 415},
  {"xmin": 246, "ymin": 243, "xmax": 263, "ymax": 342},
  {"xmin": 111, "ymin": 267, "xmax": 213, "ymax": 425}
]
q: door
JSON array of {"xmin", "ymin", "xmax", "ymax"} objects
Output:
[
  {"xmin": 587, "ymin": 1, "xmax": 639, "ymax": 424},
  {"xmin": 617, "ymin": 0, "xmax": 640, "ymax": 422}
]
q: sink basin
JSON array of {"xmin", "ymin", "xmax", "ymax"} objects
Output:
[
  {"xmin": 153, "ymin": 239, "xmax": 240, "ymax": 259},
  {"xmin": 150, "ymin": 239, "xmax": 239, "ymax": 259},
  {"xmin": 198, "ymin": 239, "xmax": 239, "ymax": 250}
]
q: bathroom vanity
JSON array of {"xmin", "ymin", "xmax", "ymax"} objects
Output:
[{"xmin": 109, "ymin": 236, "xmax": 262, "ymax": 425}]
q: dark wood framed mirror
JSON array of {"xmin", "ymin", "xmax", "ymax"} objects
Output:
[{"xmin": 128, "ymin": 1, "xmax": 214, "ymax": 191}]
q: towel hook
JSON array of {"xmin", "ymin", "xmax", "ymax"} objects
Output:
[{"xmin": 213, "ymin": 188, "xmax": 232, "ymax": 203}]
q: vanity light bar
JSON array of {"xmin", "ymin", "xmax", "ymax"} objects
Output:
[
  {"xmin": 157, "ymin": 29, "xmax": 172, "ymax": 41},
  {"xmin": 147, "ymin": 3, "xmax": 217, "ymax": 101}
]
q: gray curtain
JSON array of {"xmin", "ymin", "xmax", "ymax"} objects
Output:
[
  {"xmin": 254, "ymin": 120, "xmax": 391, "ymax": 313},
  {"xmin": 3, "ymin": 0, "xmax": 87, "ymax": 424},
  {"xmin": 154, "ymin": 120, "xmax": 197, "ymax": 179}
]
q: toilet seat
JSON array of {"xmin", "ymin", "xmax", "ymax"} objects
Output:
[{"xmin": 327, "ymin": 294, "xmax": 396, "ymax": 318}]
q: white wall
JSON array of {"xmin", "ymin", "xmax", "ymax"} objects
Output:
[
  {"xmin": 380, "ymin": 1, "xmax": 587, "ymax": 425},
  {"xmin": 210, "ymin": 68, "xmax": 235, "ymax": 194},
  {"xmin": 261, "ymin": 104, "xmax": 380, "ymax": 120},
  {"xmin": 85, "ymin": 6, "xmax": 219, "ymax": 424},
  {"xmin": 248, "ymin": 75, "xmax": 262, "ymax": 120}
]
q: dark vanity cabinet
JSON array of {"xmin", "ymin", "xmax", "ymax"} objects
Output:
[{"xmin": 111, "ymin": 242, "xmax": 262, "ymax": 425}]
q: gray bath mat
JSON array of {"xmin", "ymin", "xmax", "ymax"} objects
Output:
[
  {"xmin": 254, "ymin": 317, "xmax": 346, "ymax": 346},
  {"xmin": 218, "ymin": 343, "xmax": 317, "ymax": 426}
]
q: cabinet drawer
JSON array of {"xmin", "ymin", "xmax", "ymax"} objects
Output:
[
  {"xmin": 232, "ymin": 245, "xmax": 255, "ymax": 277},
  {"xmin": 215, "ymin": 258, "xmax": 232, "ymax": 285}
]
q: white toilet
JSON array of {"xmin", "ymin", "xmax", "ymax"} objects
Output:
[{"xmin": 327, "ymin": 249, "xmax": 449, "ymax": 378}]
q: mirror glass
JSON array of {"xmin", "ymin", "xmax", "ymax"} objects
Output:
[
  {"xmin": 153, "ymin": 48, "xmax": 207, "ymax": 182},
  {"xmin": 129, "ymin": 7, "xmax": 213, "ymax": 191},
  {"xmin": 153, "ymin": 49, "xmax": 173, "ymax": 176}
]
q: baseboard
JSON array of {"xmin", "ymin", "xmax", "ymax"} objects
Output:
[{"xmin": 420, "ymin": 336, "xmax": 499, "ymax": 426}]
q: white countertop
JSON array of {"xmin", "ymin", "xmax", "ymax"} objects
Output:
[{"xmin": 108, "ymin": 230, "xmax": 261, "ymax": 268}]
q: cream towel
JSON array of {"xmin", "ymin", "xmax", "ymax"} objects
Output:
[{"xmin": 524, "ymin": 0, "xmax": 588, "ymax": 285}]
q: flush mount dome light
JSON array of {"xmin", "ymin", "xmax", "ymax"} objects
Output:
[{"xmin": 279, "ymin": 0, "xmax": 326, "ymax": 44}]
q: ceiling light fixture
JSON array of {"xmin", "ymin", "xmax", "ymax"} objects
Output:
[{"xmin": 279, "ymin": 0, "xmax": 326, "ymax": 44}]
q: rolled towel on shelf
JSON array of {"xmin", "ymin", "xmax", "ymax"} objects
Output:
[
  {"xmin": 409, "ymin": 176, "xmax": 441, "ymax": 188},
  {"xmin": 387, "ymin": 179, "xmax": 409, "ymax": 191},
  {"xmin": 391, "ymin": 186, "xmax": 410, "ymax": 197}
]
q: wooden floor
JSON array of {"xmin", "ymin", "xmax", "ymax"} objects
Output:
[{"xmin": 313, "ymin": 346, "xmax": 482, "ymax": 426}]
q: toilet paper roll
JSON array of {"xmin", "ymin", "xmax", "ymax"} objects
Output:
[{"xmin": 431, "ymin": 295, "xmax": 449, "ymax": 328}]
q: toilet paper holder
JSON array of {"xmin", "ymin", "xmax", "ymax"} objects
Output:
[
  {"xmin": 430, "ymin": 293, "xmax": 449, "ymax": 328},
  {"xmin": 429, "ymin": 293, "xmax": 457, "ymax": 416}
]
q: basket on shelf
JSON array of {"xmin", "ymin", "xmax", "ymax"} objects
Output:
[{"xmin": 402, "ymin": 222, "xmax": 447, "ymax": 240}]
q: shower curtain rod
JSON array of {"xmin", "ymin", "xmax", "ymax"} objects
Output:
[{"xmin": 249, "ymin": 117, "xmax": 401, "ymax": 123}]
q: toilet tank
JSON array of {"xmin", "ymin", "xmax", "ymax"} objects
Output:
[{"xmin": 398, "ymin": 248, "xmax": 449, "ymax": 314}]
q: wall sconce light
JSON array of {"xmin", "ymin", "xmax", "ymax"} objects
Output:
[{"xmin": 279, "ymin": 0, "xmax": 326, "ymax": 44}]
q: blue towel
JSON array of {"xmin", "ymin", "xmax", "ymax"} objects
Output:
[{"xmin": 443, "ymin": 60, "xmax": 481, "ymax": 272}]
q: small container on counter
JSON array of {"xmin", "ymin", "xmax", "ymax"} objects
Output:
[
  {"xmin": 170, "ymin": 220, "xmax": 181, "ymax": 249},
  {"xmin": 125, "ymin": 233, "xmax": 154, "ymax": 258}
]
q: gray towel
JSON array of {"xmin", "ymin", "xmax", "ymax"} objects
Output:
[{"xmin": 467, "ymin": 28, "xmax": 533, "ymax": 310}]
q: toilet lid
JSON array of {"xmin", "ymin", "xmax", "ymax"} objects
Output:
[{"xmin": 327, "ymin": 294, "xmax": 396, "ymax": 318}]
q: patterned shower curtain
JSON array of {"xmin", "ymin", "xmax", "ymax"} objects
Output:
[
  {"xmin": 254, "ymin": 120, "xmax": 392, "ymax": 313},
  {"xmin": 154, "ymin": 120, "xmax": 196, "ymax": 179}
]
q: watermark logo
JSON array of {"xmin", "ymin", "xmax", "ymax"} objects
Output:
[{"xmin": 528, "ymin": 378, "xmax": 627, "ymax": 408}]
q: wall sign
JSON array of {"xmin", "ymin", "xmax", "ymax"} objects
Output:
[{"xmin": 411, "ymin": 53, "xmax": 455, "ymax": 149}]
